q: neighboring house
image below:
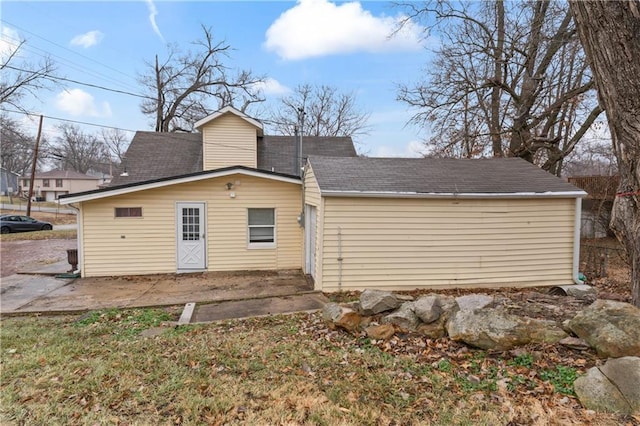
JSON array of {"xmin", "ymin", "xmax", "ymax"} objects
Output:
[
  {"xmin": 567, "ymin": 175, "xmax": 619, "ymax": 238},
  {"xmin": 1, "ymin": 167, "xmax": 20, "ymax": 196},
  {"xmin": 60, "ymin": 106, "xmax": 586, "ymax": 292},
  {"xmin": 21, "ymin": 170, "xmax": 101, "ymax": 202}
]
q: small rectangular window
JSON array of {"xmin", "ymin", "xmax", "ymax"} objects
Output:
[
  {"xmin": 55, "ymin": 179, "xmax": 63, "ymax": 187},
  {"xmin": 115, "ymin": 207, "xmax": 142, "ymax": 218},
  {"xmin": 248, "ymin": 208, "xmax": 275, "ymax": 247},
  {"xmin": 23, "ymin": 179, "xmax": 29, "ymax": 187},
  {"xmin": 43, "ymin": 179, "xmax": 50, "ymax": 187}
]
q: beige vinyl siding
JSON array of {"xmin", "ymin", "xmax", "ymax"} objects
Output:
[
  {"xmin": 202, "ymin": 113, "xmax": 258, "ymax": 170},
  {"xmin": 319, "ymin": 197, "xmax": 576, "ymax": 292},
  {"xmin": 303, "ymin": 166, "xmax": 321, "ymax": 207},
  {"xmin": 79, "ymin": 174, "xmax": 301, "ymax": 277}
]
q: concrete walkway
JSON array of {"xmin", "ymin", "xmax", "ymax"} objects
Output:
[{"xmin": 1, "ymin": 262, "xmax": 328, "ymax": 321}]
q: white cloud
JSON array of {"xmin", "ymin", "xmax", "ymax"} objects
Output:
[
  {"xmin": 375, "ymin": 140, "xmax": 425, "ymax": 158},
  {"xmin": 264, "ymin": 0, "xmax": 425, "ymax": 60},
  {"xmin": 0, "ymin": 27, "xmax": 22, "ymax": 60},
  {"xmin": 252, "ymin": 78, "xmax": 291, "ymax": 96},
  {"xmin": 70, "ymin": 30, "xmax": 104, "ymax": 48},
  {"xmin": 55, "ymin": 88, "xmax": 112, "ymax": 117},
  {"xmin": 146, "ymin": 0, "xmax": 165, "ymax": 42}
]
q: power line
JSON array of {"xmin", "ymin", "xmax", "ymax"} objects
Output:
[
  {"xmin": 2, "ymin": 33, "xmax": 141, "ymax": 94},
  {"xmin": 3, "ymin": 65, "xmax": 152, "ymax": 100},
  {"xmin": 4, "ymin": 110, "xmax": 326, "ymax": 161},
  {"xmin": 2, "ymin": 108, "xmax": 138, "ymax": 133},
  {"xmin": 2, "ymin": 19, "xmax": 140, "ymax": 91}
]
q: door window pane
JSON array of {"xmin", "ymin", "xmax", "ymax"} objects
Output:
[{"xmin": 182, "ymin": 207, "xmax": 200, "ymax": 240}]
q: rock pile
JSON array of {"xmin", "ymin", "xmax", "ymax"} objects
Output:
[
  {"xmin": 323, "ymin": 289, "xmax": 572, "ymax": 350},
  {"xmin": 322, "ymin": 289, "xmax": 640, "ymax": 415}
]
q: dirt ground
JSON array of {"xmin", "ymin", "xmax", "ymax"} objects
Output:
[{"xmin": 0, "ymin": 238, "xmax": 77, "ymax": 277}]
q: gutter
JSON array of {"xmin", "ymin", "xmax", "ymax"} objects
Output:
[{"xmin": 319, "ymin": 190, "xmax": 588, "ymax": 199}]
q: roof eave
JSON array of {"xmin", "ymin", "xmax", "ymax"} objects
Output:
[
  {"xmin": 59, "ymin": 167, "xmax": 300, "ymax": 204},
  {"xmin": 319, "ymin": 190, "xmax": 588, "ymax": 199},
  {"xmin": 194, "ymin": 106, "xmax": 263, "ymax": 133}
]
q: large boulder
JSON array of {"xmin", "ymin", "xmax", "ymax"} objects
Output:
[
  {"xmin": 455, "ymin": 294, "xmax": 494, "ymax": 311},
  {"xmin": 416, "ymin": 317, "xmax": 448, "ymax": 339},
  {"xmin": 365, "ymin": 324, "xmax": 395, "ymax": 340},
  {"xmin": 382, "ymin": 302, "xmax": 420, "ymax": 331},
  {"xmin": 413, "ymin": 295, "xmax": 442, "ymax": 323},
  {"xmin": 359, "ymin": 289, "xmax": 400, "ymax": 315},
  {"xmin": 568, "ymin": 299, "xmax": 640, "ymax": 358},
  {"xmin": 574, "ymin": 357, "xmax": 640, "ymax": 415},
  {"xmin": 322, "ymin": 303, "xmax": 362, "ymax": 333},
  {"xmin": 447, "ymin": 308, "xmax": 568, "ymax": 351}
]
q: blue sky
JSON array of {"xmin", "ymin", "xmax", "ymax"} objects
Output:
[{"xmin": 1, "ymin": 0, "xmax": 434, "ymax": 157}]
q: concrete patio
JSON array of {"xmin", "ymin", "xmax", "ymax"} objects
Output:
[{"xmin": 1, "ymin": 260, "xmax": 327, "ymax": 320}]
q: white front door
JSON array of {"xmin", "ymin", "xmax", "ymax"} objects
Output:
[
  {"xmin": 304, "ymin": 204, "xmax": 317, "ymax": 278},
  {"xmin": 177, "ymin": 203, "xmax": 206, "ymax": 270}
]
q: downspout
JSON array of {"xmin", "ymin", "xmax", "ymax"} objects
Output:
[
  {"xmin": 573, "ymin": 197, "xmax": 582, "ymax": 284},
  {"xmin": 68, "ymin": 202, "xmax": 83, "ymax": 276},
  {"xmin": 337, "ymin": 226, "xmax": 343, "ymax": 291}
]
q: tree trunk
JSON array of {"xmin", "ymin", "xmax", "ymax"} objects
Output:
[
  {"xmin": 490, "ymin": 0, "xmax": 505, "ymax": 157},
  {"xmin": 570, "ymin": 0, "xmax": 640, "ymax": 306}
]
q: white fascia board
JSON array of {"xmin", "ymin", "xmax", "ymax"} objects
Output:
[
  {"xmin": 319, "ymin": 190, "xmax": 588, "ymax": 199},
  {"xmin": 59, "ymin": 169, "xmax": 301, "ymax": 204},
  {"xmin": 194, "ymin": 106, "xmax": 263, "ymax": 130}
]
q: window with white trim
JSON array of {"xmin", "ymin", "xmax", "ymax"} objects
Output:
[{"xmin": 248, "ymin": 208, "xmax": 275, "ymax": 248}]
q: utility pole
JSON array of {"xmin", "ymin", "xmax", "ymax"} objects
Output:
[
  {"xmin": 297, "ymin": 107, "xmax": 306, "ymax": 175},
  {"xmin": 26, "ymin": 115, "xmax": 43, "ymax": 217}
]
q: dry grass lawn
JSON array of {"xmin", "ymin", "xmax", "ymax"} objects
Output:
[{"xmin": 1, "ymin": 309, "xmax": 632, "ymax": 425}]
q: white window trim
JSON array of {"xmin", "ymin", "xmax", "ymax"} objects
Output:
[{"xmin": 247, "ymin": 208, "xmax": 276, "ymax": 249}]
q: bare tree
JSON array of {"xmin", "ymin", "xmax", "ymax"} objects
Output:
[
  {"xmin": 100, "ymin": 128, "xmax": 132, "ymax": 164},
  {"xmin": 1, "ymin": 38, "xmax": 57, "ymax": 112},
  {"xmin": 397, "ymin": 0, "xmax": 602, "ymax": 174},
  {"xmin": 562, "ymin": 122, "xmax": 617, "ymax": 177},
  {"xmin": 268, "ymin": 84, "xmax": 370, "ymax": 141},
  {"xmin": 0, "ymin": 114, "xmax": 41, "ymax": 176},
  {"xmin": 49, "ymin": 124, "xmax": 110, "ymax": 174},
  {"xmin": 570, "ymin": 0, "xmax": 640, "ymax": 306},
  {"xmin": 139, "ymin": 25, "xmax": 264, "ymax": 132}
]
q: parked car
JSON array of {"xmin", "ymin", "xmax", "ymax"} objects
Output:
[{"xmin": 0, "ymin": 215, "xmax": 53, "ymax": 234}]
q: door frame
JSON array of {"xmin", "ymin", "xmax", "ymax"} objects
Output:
[
  {"xmin": 304, "ymin": 204, "xmax": 317, "ymax": 278},
  {"xmin": 175, "ymin": 201, "xmax": 207, "ymax": 272}
]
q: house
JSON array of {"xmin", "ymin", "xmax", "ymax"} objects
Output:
[
  {"xmin": 567, "ymin": 175, "xmax": 619, "ymax": 238},
  {"xmin": 20, "ymin": 170, "xmax": 102, "ymax": 202},
  {"xmin": 59, "ymin": 106, "xmax": 586, "ymax": 292},
  {"xmin": 1, "ymin": 167, "xmax": 20, "ymax": 196}
]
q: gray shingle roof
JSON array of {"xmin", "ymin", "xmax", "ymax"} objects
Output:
[
  {"xmin": 258, "ymin": 136, "xmax": 357, "ymax": 175},
  {"xmin": 110, "ymin": 132, "xmax": 357, "ymax": 186},
  {"xmin": 26, "ymin": 170, "xmax": 99, "ymax": 180},
  {"xmin": 110, "ymin": 132, "xmax": 203, "ymax": 186},
  {"xmin": 308, "ymin": 156, "xmax": 585, "ymax": 195}
]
